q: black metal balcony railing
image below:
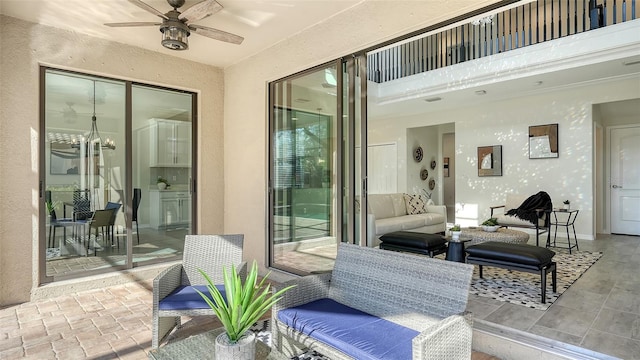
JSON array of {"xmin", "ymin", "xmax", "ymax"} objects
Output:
[{"xmin": 368, "ymin": 0, "xmax": 638, "ymax": 83}]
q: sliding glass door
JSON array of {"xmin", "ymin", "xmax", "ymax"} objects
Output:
[
  {"xmin": 269, "ymin": 63, "xmax": 339, "ymax": 275},
  {"xmin": 41, "ymin": 68, "xmax": 195, "ymax": 281},
  {"xmin": 132, "ymin": 85, "xmax": 194, "ymax": 263},
  {"xmin": 268, "ymin": 56, "xmax": 367, "ymax": 275}
]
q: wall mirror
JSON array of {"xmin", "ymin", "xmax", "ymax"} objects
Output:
[
  {"xmin": 478, "ymin": 145, "xmax": 502, "ymax": 177},
  {"xmin": 529, "ymin": 123, "xmax": 559, "ymax": 159}
]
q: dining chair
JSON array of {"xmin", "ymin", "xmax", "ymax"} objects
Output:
[
  {"xmin": 86, "ymin": 209, "xmax": 116, "ymax": 256},
  {"xmin": 104, "ymin": 202, "xmax": 122, "ymax": 248},
  {"xmin": 73, "ymin": 189, "xmax": 93, "ymax": 221},
  {"xmin": 132, "ymin": 188, "xmax": 141, "ymax": 244}
]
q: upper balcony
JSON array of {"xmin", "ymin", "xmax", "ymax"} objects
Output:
[{"xmin": 368, "ymin": 0, "xmax": 638, "ymax": 84}]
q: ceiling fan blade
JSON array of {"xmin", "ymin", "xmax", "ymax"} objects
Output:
[
  {"xmin": 179, "ymin": 0, "xmax": 222, "ymax": 22},
  {"xmin": 104, "ymin": 22, "xmax": 162, "ymax": 27},
  {"xmin": 189, "ymin": 24, "xmax": 243, "ymax": 45},
  {"xmin": 126, "ymin": 0, "xmax": 168, "ymax": 20}
]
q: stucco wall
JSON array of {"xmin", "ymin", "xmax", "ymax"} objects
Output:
[
  {"xmin": 0, "ymin": 15, "xmax": 225, "ymax": 305},
  {"xmin": 223, "ymin": 1, "xmax": 503, "ymax": 269}
]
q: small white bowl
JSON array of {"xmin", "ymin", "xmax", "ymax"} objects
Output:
[{"xmin": 482, "ymin": 225, "xmax": 499, "ymax": 232}]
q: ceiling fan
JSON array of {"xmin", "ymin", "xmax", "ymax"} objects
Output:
[{"xmin": 105, "ymin": 0, "xmax": 243, "ymax": 51}]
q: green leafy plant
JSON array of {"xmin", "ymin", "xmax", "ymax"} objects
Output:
[
  {"xmin": 45, "ymin": 200, "xmax": 60, "ymax": 215},
  {"xmin": 563, "ymin": 200, "xmax": 570, "ymax": 205},
  {"xmin": 450, "ymin": 224, "xmax": 461, "ymax": 231},
  {"xmin": 196, "ymin": 261, "xmax": 295, "ymax": 343},
  {"xmin": 482, "ymin": 218, "xmax": 499, "ymax": 226},
  {"xmin": 157, "ymin": 176, "xmax": 169, "ymax": 186}
]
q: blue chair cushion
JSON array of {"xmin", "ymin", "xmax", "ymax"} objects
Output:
[
  {"xmin": 159, "ymin": 285, "xmax": 226, "ymax": 311},
  {"xmin": 277, "ymin": 298, "xmax": 418, "ymax": 360}
]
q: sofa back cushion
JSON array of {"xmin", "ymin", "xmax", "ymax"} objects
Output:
[
  {"xmin": 329, "ymin": 243, "xmax": 473, "ymax": 329},
  {"xmin": 505, "ymin": 193, "xmax": 528, "ymax": 211},
  {"xmin": 368, "ymin": 193, "xmax": 407, "ymax": 219}
]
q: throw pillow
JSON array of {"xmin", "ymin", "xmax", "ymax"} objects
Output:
[{"xmin": 403, "ymin": 193, "xmax": 427, "ymax": 215}]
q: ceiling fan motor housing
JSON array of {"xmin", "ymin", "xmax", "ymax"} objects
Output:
[{"xmin": 160, "ymin": 10, "xmax": 190, "ymax": 50}]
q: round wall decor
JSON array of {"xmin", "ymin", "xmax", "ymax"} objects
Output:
[
  {"xmin": 429, "ymin": 178, "xmax": 436, "ymax": 190},
  {"xmin": 430, "ymin": 160, "xmax": 437, "ymax": 169},
  {"xmin": 413, "ymin": 147, "xmax": 424, "ymax": 162},
  {"xmin": 420, "ymin": 169, "xmax": 429, "ymax": 180}
]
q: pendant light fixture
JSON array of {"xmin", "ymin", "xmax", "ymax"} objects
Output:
[{"xmin": 74, "ymin": 80, "xmax": 116, "ymax": 151}]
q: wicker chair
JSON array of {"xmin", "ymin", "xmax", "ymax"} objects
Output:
[
  {"xmin": 151, "ymin": 234, "xmax": 245, "ymax": 349},
  {"xmin": 272, "ymin": 243, "xmax": 474, "ymax": 360}
]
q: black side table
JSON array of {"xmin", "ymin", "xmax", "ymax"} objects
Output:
[
  {"xmin": 550, "ymin": 209, "xmax": 579, "ymax": 254},
  {"xmin": 445, "ymin": 236, "xmax": 473, "ymax": 262}
]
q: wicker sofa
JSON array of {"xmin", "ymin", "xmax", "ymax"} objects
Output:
[
  {"xmin": 367, "ymin": 193, "xmax": 447, "ymax": 247},
  {"xmin": 272, "ymin": 243, "xmax": 474, "ymax": 360}
]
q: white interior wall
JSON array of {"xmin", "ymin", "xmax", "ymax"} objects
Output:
[{"xmin": 369, "ymin": 77, "xmax": 639, "ymax": 240}]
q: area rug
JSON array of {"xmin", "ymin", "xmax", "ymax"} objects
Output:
[
  {"xmin": 250, "ymin": 319, "xmax": 329, "ymax": 360},
  {"xmin": 469, "ymin": 249, "xmax": 603, "ymax": 310}
]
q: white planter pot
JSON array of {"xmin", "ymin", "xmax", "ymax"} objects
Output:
[
  {"xmin": 157, "ymin": 182, "xmax": 167, "ymax": 190},
  {"xmin": 451, "ymin": 231, "xmax": 461, "ymax": 240},
  {"xmin": 563, "ymin": 204, "xmax": 570, "ymax": 210},
  {"xmin": 215, "ymin": 331, "xmax": 256, "ymax": 360}
]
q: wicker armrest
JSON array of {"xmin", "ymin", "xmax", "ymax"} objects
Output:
[
  {"xmin": 272, "ymin": 273, "xmax": 332, "ymax": 313},
  {"xmin": 153, "ymin": 263, "xmax": 183, "ymax": 303},
  {"xmin": 412, "ymin": 315, "xmax": 473, "ymax": 360}
]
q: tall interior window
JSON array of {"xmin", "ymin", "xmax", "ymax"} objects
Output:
[
  {"xmin": 42, "ymin": 68, "xmax": 195, "ymax": 280},
  {"xmin": 269, "ymin": 64, "xmax": 339, "ymax": 275}
]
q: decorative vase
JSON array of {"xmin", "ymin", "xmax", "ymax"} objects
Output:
[
  {"xmin": 451, "ymin": 231, "xmax": 461, "ymax": 240},
  {"xmin": 157, "ymin": 182, "xmax": 167, "ymax": 190},
  {"xmin": 215, "ymin": 331, "xmax": 256, "ymax": 360}
]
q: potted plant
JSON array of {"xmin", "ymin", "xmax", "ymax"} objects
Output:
[
  {"xmin": 450, "ymin": 224, "xmax": 462, "ymax": 240},
  {"xmin": 156, "ymin": 176, "xmax": 169, "ymax": 190},
  {"xmin": 481, "ymin": 217, "xmax": 499, "ymax": 232},
  {"xmin": 196, "ymin": 261, "xmax": 295, "ymax": 360},
  {"xmin": 563, "ymin": 200, "xmax": 570, "ymax": 210}
]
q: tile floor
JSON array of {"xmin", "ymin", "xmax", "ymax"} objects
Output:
[{"xmin": 467, "ymin": 233, "xmax": 640, "ymax": 359}]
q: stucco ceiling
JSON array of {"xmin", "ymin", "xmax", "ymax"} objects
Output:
[{"xmin": 0, "ymin": 0, "xmax": 363, "ymax": 68}]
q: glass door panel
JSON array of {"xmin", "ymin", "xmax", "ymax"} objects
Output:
[
  {"xmin": 44, "ymin": 70, "xmax": 126, "ymax": 276},
  {"xmin": 131, "ymin": 85, "xmax": 194, "ymax": 264},
  {"xmin": 269, "ymin": 64, "xmax": 339, "ymax": 275}
]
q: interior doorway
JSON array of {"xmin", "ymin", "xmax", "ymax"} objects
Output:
[{"xmin": 443, "ymin": 132, "xmax": 455, "ymax": 223}]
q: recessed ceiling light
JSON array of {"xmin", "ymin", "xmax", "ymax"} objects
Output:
[
  {"xmin": 424, "ymin": 97, "xmax": 442, "ymax": 102},
  {"xmin": 475, "ymin": 90, "xmax": 487, "ymax": 95}
]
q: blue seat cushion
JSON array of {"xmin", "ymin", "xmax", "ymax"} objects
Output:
[
  {"xmin": 159, "ymin": 285, "xmax": 226, "ymax": 311},
  {"xmin": 277, "ymin": 298, "xmax": 418, "ymax": 360}
]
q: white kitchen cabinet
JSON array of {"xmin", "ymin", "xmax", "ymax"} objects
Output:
[
  {"xmin": 144, "ymin": 119, "xmax": 192, "ymax": 167},
  {"xmin": 149, "ymin": 190, "xmax": 191, "ymax": 229}
]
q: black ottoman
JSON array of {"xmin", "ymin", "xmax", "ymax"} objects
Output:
[
  {"xmin": 465, "ymin": 241, "xmax": 556, "ymax": 303},
  {"xmin": 379, "ymin": 231, "xmax": 447, "ymax": 257}
]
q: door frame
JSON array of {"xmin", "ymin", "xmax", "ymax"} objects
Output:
[{"xmin": 606, "ymin": 124, "xmax": 640, "ymax": 235}]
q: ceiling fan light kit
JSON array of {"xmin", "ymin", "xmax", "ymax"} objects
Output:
[
  {"xmin": 160, "ymin": 13, "xmax": 191, "ymax": 50},
  {"xmin": 105, "ymin": 0, "xmax": 243, "ymax": 51}
]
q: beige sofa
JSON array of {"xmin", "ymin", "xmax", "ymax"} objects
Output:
[{"xmin": 367, "ymin": 193, "xmax": 447, "ymax": 247}]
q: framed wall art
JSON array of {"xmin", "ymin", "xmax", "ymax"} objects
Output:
[
  {"xmin": 477, "ymin": 145, "xmax": 502, "ymax": 177},
  {"xmin": 529, "ymin": 123, "xmax": 559, "ymax": 159}
]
